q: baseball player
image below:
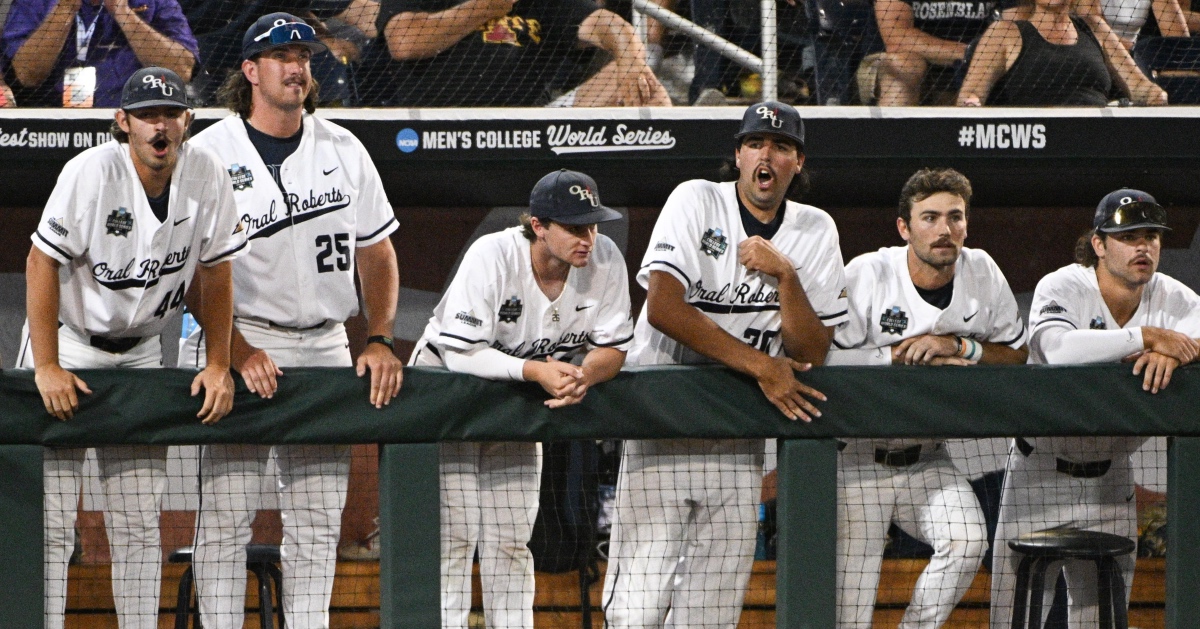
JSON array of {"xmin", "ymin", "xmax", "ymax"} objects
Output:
[
  {"xmin": 21, "ymin": 67, "xmax": 243, "ymax": 629},
  {"xmin": 178, "ymin": 13, "xmax": 403, "ymax": 629},
  {"xmin": 410, "ymin": 169, "xmax": 633, "ymax": 629},
  {"xmin": 991, "ymin": 189, "xmax": 1200, "ymax": 629},
  {"xmin": 826, "ymin": 168, "xmax": 1028, "ymax": 628},
  {"xmin": 601, "ymin": 101, "xmax": 848, "ymax": 628}
]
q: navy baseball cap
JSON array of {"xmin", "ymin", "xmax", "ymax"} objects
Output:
[
  {"xmin": 1094, "ymin": 188, "xmax": 1170, "ymax": 233},
  {"xmin": 242, "ymin": 13, "xmax": 327, "ymax": 61},
  {"xmin": 735, "ymin": 100, "xmax": 804, "ymax": 150},
  {"xmin": 529, "ymin": 170, "xmax": 622, "ymax": 225},
  {"xmin": 120, "ymin": 67, "xmax": 189, "ymax": 110}
]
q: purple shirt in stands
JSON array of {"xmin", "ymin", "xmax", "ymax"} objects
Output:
[{"xmin": 3, "ymin": 0, "xmax": 198, "ymax": 107}]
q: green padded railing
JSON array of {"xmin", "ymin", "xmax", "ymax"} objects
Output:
[{"xmin": 1, "ymin": 364, "xmax": 1197, "ymax": 627}]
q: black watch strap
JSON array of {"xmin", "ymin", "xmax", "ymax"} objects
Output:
[{"xmin": 366, "ymin": 335, "xmax": 394, "ymax": 350}]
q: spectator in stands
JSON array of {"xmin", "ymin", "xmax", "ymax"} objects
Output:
[
  {"xmin": 872, "ymin": 0, "xmax": 1000, "ymax": 105},
  {"xmin": 374, "ymin": 0, "xmax": 670, "ymax": 107},
  {"xmin": 1083, "ymin": 0, "xmax": 1189, "ymax": 49},
  {"xmin": 178, "ymin": 0, "xmax": 378, "ymax": 105},
  {"xmin": 0, "ymin": 65, "xmax": 15, "ymax": 107},
  {"xmin": 1003, "ymin": 0, "xmax": 1189, "ymax": 50},
  {"xmin": 3, "ymin": 0, "xmax": 197, "ymax": 108},
  {"xmin": 958, "ymin": 0, "xmax": 1168, "ymax": 105}
]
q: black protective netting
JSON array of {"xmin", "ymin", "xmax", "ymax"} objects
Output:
[{"xmin": 1, "ymin": 0, "xmax": 1197, "ymax": 109}]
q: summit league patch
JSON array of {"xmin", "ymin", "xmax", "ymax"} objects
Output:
[
  {"xmin": 1039, "ymin": 300, "xmax": 1067, "ymax": 315},
  {"xmin": 105, "ymin": 207, "xmax": 133, "ymax": 237},
  {"xmin": 228, "ymin": 164, "xmax": 254, "ymax": 191},
  {"xmin": 879, "ymin": 306, "xmax": 909, "ymax": 335},
  {"xmin": 700, "ymin": 228, "xmax": 728, "ymax": 259}
]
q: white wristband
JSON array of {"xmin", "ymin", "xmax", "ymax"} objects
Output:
[{"xmin": 965, "ymin": 338, "xmax": 983, "ymax": 362}]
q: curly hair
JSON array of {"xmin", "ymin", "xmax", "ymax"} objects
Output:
[{"xmin": 1075, "ymin": 229, "xmax": 1102, "ymax": 267}]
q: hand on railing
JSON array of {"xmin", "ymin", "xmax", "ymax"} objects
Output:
[
  {"xmin": 34, "ymin": 363, "xmax": 92, "ymax": 421},
  {"xmin": 1127, "ymin": 350, "xmax": 1181, "ymax": 394},
  {"xmin": 753, "ymin": 356, "xmax": 824, "ymax": 422}
]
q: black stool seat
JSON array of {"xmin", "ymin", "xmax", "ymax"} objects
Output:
[
  {"xmin": 170, "ymin": 544, "xmax": 284, "ymax": 629},
  {"xmin": 1008, "ymin": 529, "xmax": 1137, "ymax": 558},
  {"xmin": 1007, "ymin": 529, "xmax": 1136, "ymax": 629},
  {"xmin": 169, "ymin": 543, "xmax": 282, "ymax": 565}
]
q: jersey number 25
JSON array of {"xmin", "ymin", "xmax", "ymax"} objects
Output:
[{"xmin": 315, "ymin": 233, "xmax": 351, "ymax": 273}]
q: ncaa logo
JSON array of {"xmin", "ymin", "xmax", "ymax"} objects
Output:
[
  {"xmin": 755, "ymin": 105, "xmax": 783, "ymax": 129},
  {"xmin": 142, "ymin": 74, "xmax": 175, "ymax": 96},
  {"xmin": 569, "ymin": 184, "xmax": 598, "ymax": 207},
  {"xmin": 396, "ymin": 128, "xmax": 419, "ymax": 153}
]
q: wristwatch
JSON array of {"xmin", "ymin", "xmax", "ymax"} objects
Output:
[{"xmin": 366, "ymin": 335, "xmax": 394, "ymax": 350}]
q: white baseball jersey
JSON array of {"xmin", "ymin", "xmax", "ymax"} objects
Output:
[
  {"xmin": 190, "ymin": 114, "xmax": 398, "ymax": 327},
  {"xmin": 629, "ymin": 179, "xmax": 849, "ymax": 366},
  {"xmin": 32, "ymin": 140, "xmax": 247, "ymax": 339},
  {"xmin": 831, "ymin": 246, "xmax": 1026, "ymax": 450},
  {"xmin": 1027, "ymin": 263, "xmax": 1200, "ymax": 461},
  {"xmin": 413, "ymin": 226, "xmax": 633, "ymax": 364}
]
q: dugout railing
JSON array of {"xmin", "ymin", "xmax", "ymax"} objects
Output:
[{"xmin": 1, "ymin": 364, "xmax": 1199, "ymax": 628}]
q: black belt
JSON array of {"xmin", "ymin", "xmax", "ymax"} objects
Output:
[
  {"xmin": 875, "ymin": 444, "xmax": 924, "ymax": 467},
  {"xmin": 1015, "ymin": 438, "xmax": 1112, "ymax": 478},
  {"xmin": 236, "ymin": 316, "xmax": 327, "ymax": 332},
  {"xmin": 89, "ymin": 335, "xmax": 144, "ymax": 354}
]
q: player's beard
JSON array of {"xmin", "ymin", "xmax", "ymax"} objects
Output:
[
  {"xmin": 1102, "ymin": 251, "xmax": 1157, "ymax": 288},
  {"xmin": 914, "ymin": 238, "xmax": 960, "ymax": 270}
]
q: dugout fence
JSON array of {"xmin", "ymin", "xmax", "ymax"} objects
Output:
[{"xmin": 1, "ymin": 364, "xmax": 1199, "ymax": 627}]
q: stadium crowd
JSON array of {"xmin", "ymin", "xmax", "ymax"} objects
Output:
[{"xmin": 0, "ymin": 0, "xmax": 1198, "ymax": 108}]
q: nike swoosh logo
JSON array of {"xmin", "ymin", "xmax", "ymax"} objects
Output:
[
  {"xmin": 1126, "ymin": 492, "xmax": 1136, "ymax": 502},
  {"xmin": 963, "ymin": 312, "xmax": 978, "ymax": 322},
  {"xmin": 173, "ymin": 216, "xmax": 190, "ymax": 226},
  {"xmin": 576, "ymin": 304, "xmax": 594, "ymax": 311},
  {"xmin": 323, "ymin": 167, "xmax": 338, "ymax": 176}
]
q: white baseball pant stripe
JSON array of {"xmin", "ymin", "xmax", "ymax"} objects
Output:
[
  {"xmin": 20, "ymin": 322, "xmax": 166, "ymax": 629},
  {"xmin": 440, "ymin": 441, "xmax": 541, "ymax": 629},
  {"xmin": 990, "ymin": 447, "xmax": 1136, "ymax": 629},
  {"xmin": 836, "ymin": 446, "xmax": 988, "ymax": 629},
  {"xmin": 181, "ymin": 321, "xmax": 351, "ymax": 629},
  {"xmin": 602, "ymin": 442, "xmax": 761, "ymax": 629}
]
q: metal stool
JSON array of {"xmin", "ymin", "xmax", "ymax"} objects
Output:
[
  {"xmin": 169, "ymin": 543, "xmax": 284, "ymax": 629},
  {"xmin": 1008, "ymin": 529, "xmax": 1136, "ymax": 629}
]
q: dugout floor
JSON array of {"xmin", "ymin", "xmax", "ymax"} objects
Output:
[{"xmin": 62, "ymin": 557, "xmax": 1166, "ymax": 628}]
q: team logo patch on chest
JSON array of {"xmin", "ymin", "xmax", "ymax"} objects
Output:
[
  {"xmin": 1089, "ymin": 316, "xmax": 1107, "ymax": 330},
  {"xmin": 498, "ymin": 296, "xmax": 523, "ymax": 323},
  {"xmin": 880, "ymin": 306, "xmax": 909, "ymax": 335},
  {"xmin": 700, "ymin": 228, "xmax": 728, "ymax": 258},
  {"xmin": 228, "ymin": 164, "xmax": 254, "ymax": 191},
  {"xmin": 105, "ymin": 207, "xmax": 133, "ymax": 237}
]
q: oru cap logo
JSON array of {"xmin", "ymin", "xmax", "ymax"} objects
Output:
[
  {"xmin": 568, "ymin": 184, "xmax": 599, "ymax": 206},
  {"xmin": 142, "ymin": 73, "xmax": 175, "ymax": 96},
  {"xmin": 756, "ymin": 105, "xmax": 783, "ymax": 128}
]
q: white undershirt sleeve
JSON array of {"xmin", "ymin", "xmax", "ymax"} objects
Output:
[
  {"xmin": 1036, "ymin": 326, "xmax": 1145, "ymax": 365},
  {"xmin": 442, "ymin": 345, "xmax": 527, "ymax": 381}
]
